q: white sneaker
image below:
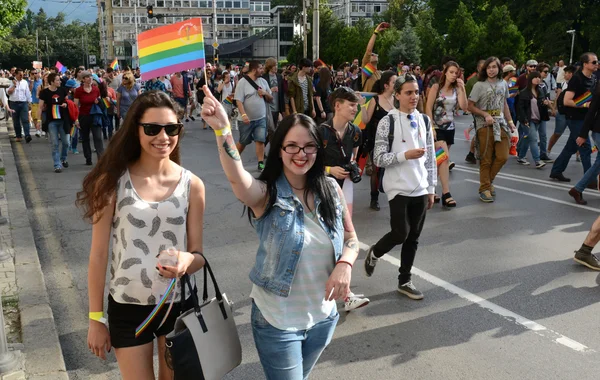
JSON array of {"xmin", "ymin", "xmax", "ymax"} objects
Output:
[
  {"xmin": 344, "ymin": 292, "xmax": 370, "ymax": 311},
  {"xmin": 35, "ymin": 130, "xmax": 42, "ymax": 137},
  {"xmin": 41, "ymin": 131, "xmax": 46, "ymax": 137}
]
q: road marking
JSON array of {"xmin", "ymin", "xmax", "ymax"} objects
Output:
[
  {"xmin": 463, "ymin": 179, "xmax": 600, "ymax": 212},
  {"xmin": 359, "ymin": 242, "xmax": 593, "ymax": 353}
]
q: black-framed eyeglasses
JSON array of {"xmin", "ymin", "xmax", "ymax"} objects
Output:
[
  {"xmin": 282, "ymin": 144, "xmax": 319, "ymax": 155},
  {"xmin": 141, "ymin": 123, "xmax": 184, "ymax": 136}
]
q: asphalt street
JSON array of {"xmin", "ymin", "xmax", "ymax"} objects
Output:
[{"xmin": 11, "ymin": 114, "xmax": 600, "ymax": 380}]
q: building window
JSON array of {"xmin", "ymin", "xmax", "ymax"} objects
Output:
[
  {"xmin": 279, "ymin": 45, "xmax": 291, "ymax": 57},
  {"xmin": 279, "ymin": 26, "xmax": 293, "ymax": 42},
  {"xmin": 112, "ymin": 0, "xmax": 121, "ymax": 6},
  {"xmin": 250, "ymin": 1, "xmax": 269, "ymax": 12}
]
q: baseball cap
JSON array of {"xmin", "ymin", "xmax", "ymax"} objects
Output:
[
  {"xmin": 80, "ymin": 71, "xmax": 92, "ymax": 78},
  {"xmin": 526, "ymin": 60, "xmax": 538, "ymax": 66},
  {"xmin": 503, "ymin": 64, "xmax": 516, "ymax": 73},
  {"xmin": 92, "ymin": 74, "xmax": 102, "ymax": 84},
  {"xmin": 65, "ymin": 79, "xmax": 78, "ymax": 88}
]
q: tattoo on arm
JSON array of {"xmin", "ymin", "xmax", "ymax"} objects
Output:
[
  {"xmin": 222, "ymin": 134, "xmax": 240, "ymax": 161},
  {"xmin": 342, "ymin": 201, "xmax": 355, "ymax": 233},
  {"xmin": 344, "ymin": 238, "xmax": 359, "ymax": 252}
]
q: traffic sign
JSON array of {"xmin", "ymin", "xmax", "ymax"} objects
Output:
[{"xmin": 212, "ymin": 42, "xmax": 219, "ymax": 49}]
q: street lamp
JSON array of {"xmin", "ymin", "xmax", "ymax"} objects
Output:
[{"xmin": 567, "ymin": 29, "xmax": 576, "ymax": 64}]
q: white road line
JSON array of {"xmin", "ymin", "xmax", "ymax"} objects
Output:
[
  {"xmin": 359, "ymin": 242, "xmax": 593, "ymax": 353},
  {"xmin": 463, "ymin": 179, "xmax": 600, "ymax": 212}
]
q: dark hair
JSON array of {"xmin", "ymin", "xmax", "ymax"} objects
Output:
[
  {"xmin": 438, "ymin": 61, "xmax": 460, "ymax": 90},
  {"xmin": 441, "ymin": 56, "xmax": 456, "ymax": 67},
  {"xmin": 98, "ymin": 80, "xmax": 109, "ymax": 98},
  {"xmin": 299, "ymin": 58, "xmax": 313, "ymax": 69},
  {"xmin": 106, "ymin": 67, "xmax": 114, "ymax": 74},
  {"xmin": 581, "ymin": 52, "xmax": 597, "ymax": 64},
  {"xmin": 15, "ymin": 69, "xmax": 23, "ymax": 75},
  {"xmin": 501, "ymin": 57, "xmax": 512, "ymax": 64},
  {"xmin": 537, "ymin": 63, "xmax": 550, "ymax": 73},
  {"xmin": 248, "ymin": 114, "xmax": 338, "ymax": 230},
  {"xmin": 317, "ymin": 67, "xmax": 332, "ymax": 92},
  {"xmin": 372, "ymin": 71, "xmax": 397, "ymax": 94},
  {"xmin": 393, "ymin": 74, "xmax": 418, "ymax": 108},
  {"xmin": 526, "ymin": 71, "xmax": 541, "ymax": 92},
  {"xmin": 349, "ymin": 64, "xmax": 359, "ymax": 74},
  {"xmin": 565, "ymin": 65, "xmax": 577, "ymax": 73},
  {"xmin": 50, "ymin": 66, "xmax": 58, "ymax": 73},
  {"xmin": 329, "ymin": 87, "xmax": 360, "ymax": 110},
  {"xmin": 76, "ymin": 91, "xmax": 182, "ymax": 222},
  {"xmin": 478, "ymin": 57, "xmax": 502, "ymax": 81},
  {"xmin": 248, "ymin": 60, "xmax": 262, "ymax": 73},
  {"xmin": 47, "ymin": 73, "xmax": 59, "ymax": 84}
]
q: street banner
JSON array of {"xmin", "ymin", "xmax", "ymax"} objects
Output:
[
  {"xmin": 138, "ymin": 18, "xmax": 206, "ymax": 81},
  {"xmin": 32, "ymin": 61, "xmax": 43, "ymax": 69}
]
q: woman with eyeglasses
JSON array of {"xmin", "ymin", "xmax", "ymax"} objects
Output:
[
  {"xmin": 200, "ymin": 85, "xmax": 358, "ymax": 380},
  {"xmin": 117, "ymin": 72, "xmax": 141, "ymax": 122},
  {"xmin": 79, "ymin": 91, "xmax": 206, "ymax": 379}
]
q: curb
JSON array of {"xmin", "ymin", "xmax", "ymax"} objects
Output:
[{"xmin": 0, "ymin": 121, "xmax": 68, "ymax": 379}]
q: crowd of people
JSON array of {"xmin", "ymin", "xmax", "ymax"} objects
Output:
[{"xmin": 2, "ymin": 21, "xmax": 600, "ymax": 380}]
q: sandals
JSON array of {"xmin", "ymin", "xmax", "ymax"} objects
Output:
[
  {"xmin": 434, "ymin": 195, "xmax": 441, "ymax": 203},
  {"xmin": 441, "ymin": 193, "xmax": 457, "ymax": 208}
]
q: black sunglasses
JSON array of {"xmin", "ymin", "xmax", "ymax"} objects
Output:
[
  {"xmin": 588, "ymin": 60, "xmax": 598, "ymax": 65},
  {"xmin": 542, "ymin": 70, "xmax": 549, "ymax": 73},
  {"xmin": 141, "ymin": 123, "xmax": 183, "ymax": 136}
]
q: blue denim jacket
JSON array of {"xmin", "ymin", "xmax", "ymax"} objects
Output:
[{"xmin": 249, "ymin": 175, "xmax": 345, "ymax": 297}]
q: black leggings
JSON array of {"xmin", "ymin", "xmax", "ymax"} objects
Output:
[
  {"xmin": 79, "ymin": 114, "xmax": 104, "ymax": 161},
  {"xmin": 373, "ymin": 194, "xmax": 428, "ymax": 283}
]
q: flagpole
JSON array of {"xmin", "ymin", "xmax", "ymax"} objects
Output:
[{"xmin": 134, "ymin": 3, "xmax": 139, "ymax": 69}]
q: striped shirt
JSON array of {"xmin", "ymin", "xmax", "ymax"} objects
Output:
[{"xmin": 250, "ymin": 210, "xmax": 336, "ymax": 331}]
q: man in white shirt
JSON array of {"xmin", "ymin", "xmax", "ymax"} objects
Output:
[
  {"xmin": 7, "ymin": 69, "xmax": 32, "ymax": 142},
  {"xmin": 556, "ymin": 60, "xmax": 566, "ymax": 89}
]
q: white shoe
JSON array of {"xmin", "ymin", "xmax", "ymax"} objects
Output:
[
  {"xmin": 41, "ymin": 131, "xmax": 46, "ymax": 137},
  {"xmin": 344, "ymin": 292, "xmax": 370, "ymax": 311},
  {"xmin": 35, "ymin": 130, "xmax": 42, "ymax": 137}
]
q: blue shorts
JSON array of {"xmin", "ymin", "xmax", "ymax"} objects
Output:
[
  {"xmin": 554, "ymin": 112, "xmax": 567, "ymax": 135},
  {"xmin": 174, "ymin": 97, "xmax": 187, "ymax": 108},
  {"xmin": 239, "ymin": 117, "xmax": 267, "ymax": 145}
]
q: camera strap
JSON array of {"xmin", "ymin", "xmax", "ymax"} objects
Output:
[{"xmin": 325, "ymin": 121, "xmax": 350, "ymax": 161}]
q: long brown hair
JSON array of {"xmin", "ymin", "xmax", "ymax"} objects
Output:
[
  {"xmin": 76, "ymin": 91, "xmax": 182, "ymax": 222},
  {"xmin": 438, "ymin": 61, "xmax": 460, "ymax": 91}
]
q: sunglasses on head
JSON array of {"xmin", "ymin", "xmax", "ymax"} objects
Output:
[{"xmin": 141, "ymin": 123, "xmax": 183, "ymax": 136}]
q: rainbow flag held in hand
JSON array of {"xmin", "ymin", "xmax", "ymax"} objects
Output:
[
  {"xmin": 436, "ymin": 147, "xmax": 448, "ymax": 166},
  {"xmin": 574, "ymin": 91, "xmax": 592, "ymax": 108},
  {"xmin": 138, "ymin": 18, "xmax": 206, "ymax": 81},
  {"xmin": 110, "ymin": 58, "xmax": 119, "ymax": 70},
  {"xmin": 508, "ymin": 77, "xmax": 518, "ymax": 95},
  {"xmin": 362, "ymin": 63, "xmax": 376, "ymax": 78},
  {"xmin": 223, "ymin": 94, "xmax": 234, "ymax": 105},
  {"xmin": 353, "ymin": 98, "xmax": 372, "ymax": 130},
  {"xmin": 55, "ymin": 61, "xmax": 67, "ymax": 73}
]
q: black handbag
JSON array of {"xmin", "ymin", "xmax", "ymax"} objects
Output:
[{"xmin": 165, "ymin": 256, "xmax": 242, "ymax": 380}]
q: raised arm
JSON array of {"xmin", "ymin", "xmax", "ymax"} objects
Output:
[{"xmin": 200, "ymin": 86, "xmax": 268, "ymax": 217}]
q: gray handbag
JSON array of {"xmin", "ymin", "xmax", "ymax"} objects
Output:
[{"xmin": 165, "ymin": 256, "xmax": 242, "ymax": 380}]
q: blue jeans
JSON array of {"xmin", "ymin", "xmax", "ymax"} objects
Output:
[
  {"xmin": 251, "ymin": 301, "xmax": 338, "ymax": 380},
  {"xmin": 239, "ymin": 117, "xmax": 267, "ymax": 146},
  {"xmin": 11, "ymin": 101, "xmax": 31, "ymax": 138},
  {"xmin": 538, "ymin": 120, "xmax": 548, "ymax": 157},
  {"xmin": 550, "ymin": 119, "xmax": 591, "ymax": 176},
  {"xmin": 71, "ymin": 127, "xmax": 79, "ymax": 150},
  {"xmin": 48, "ymin": 120, "xmax": 69, "ymax": 168},
  {"xmin": 575, "ymin": 131, "xmax": 600, "ymax": 192},
  {"xmin": 518, "ymin": 121, "xmax": 541, "ymax": 162}
]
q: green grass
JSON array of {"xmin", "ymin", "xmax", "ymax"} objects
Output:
[{"xmin": 0, "ymin": 168, "xmax": 6, "ymax": 176}]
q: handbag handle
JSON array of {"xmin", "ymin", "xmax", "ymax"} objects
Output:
[
  {"xmin": 180, "ymin": 274, "xmax": 201, "ymax": 314},
  {"xmin": 199, "ymin": 253, "xmax": 230, "ymax": 320}
]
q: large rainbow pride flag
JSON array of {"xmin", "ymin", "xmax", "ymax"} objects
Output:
[{"xmin": 138, "ymin": 18, "xmax": 206, "ymax": 81}]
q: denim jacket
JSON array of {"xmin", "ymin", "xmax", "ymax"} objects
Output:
[{"xmin": 249, "ymin": 175, "xmax": 345, "ymax": 297}]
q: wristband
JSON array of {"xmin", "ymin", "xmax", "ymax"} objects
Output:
[
  {"xmin": 214, "ymin": 126, "xmax": 231, "ymax": 136},
  {"xmin": 373, "ymin": 31, "xmax": 379, "ymax": 35},
  {"xmin": 336, "ymin": 260, "xmax": 353, "ymax": 268},
  {"xmin": 241, "ymin": 113, "xmax": 247, "ymax": 118},
  {"xmin": 325, "ymin": 166, "xmax": 331, "ymax": 174},
  {"xmin": 89, "ymin": 311, "xmax": 107, "ymax": 324}
]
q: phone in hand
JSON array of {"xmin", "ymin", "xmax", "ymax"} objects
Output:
[{"xmin": 381, "ymin": 22, "xmax": 390, "ymax": 29}]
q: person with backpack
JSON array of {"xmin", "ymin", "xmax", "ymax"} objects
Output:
[
  {"xmin": 548, "ymin": 65, "xmax": 576, "ymax": 155},
  {"xmin": 361, "ymin": 70, "xmax": 397, "ymax": 211},
  {"xmin": 550, "ymin": 52, "xmax": 598, "ymax": 184},
  {"xmin": 364, "ymin": 74, "xmax": 436, "ymax": 300}
]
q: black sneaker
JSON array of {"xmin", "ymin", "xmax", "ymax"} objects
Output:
[
  {"xmin": 85, "ymin": 159, "xmax": 92, "ymax": 166},
  {"xmin": 465, "ymin": 152, "xmax": 477, "ymax": 164},
  {"xmin": 190, "ymin": 116, "xmax": 196, "ymax": 121},
  {"xmin": 370, "ymin": 200, "xmax": 380, "ymax": 211},
  {"xmin": 448, "ymin": 161, "xmax": 455, "ymax": 171},
  {"xmin": 550, "ymin": 173, "xmax": 571, "ymax": 182},
  {"xmin": 61, "ymin": 161, "xmax": 69, "ymax": 168},
  {"xmin": 574, "ymin": 250, "xmax": 600, "ymax": 271},
  {"xmin": 364, "ymin": 245, "xmax": 378, "ymax": 277},
  {"xmin": 25, "ymin": 135, "xmax": 32, "ymax": 143},
  {"xmin": 539, "ymin": 154, "xmax": 554, "ymax": 163},
  {"xmin": 397, "ymin": 280, "xmax": 424, "ymax": 300},
  {"xmin": 185, "ymin": 118, "xmax": 190, "ymax": 122},
  {"xmin": 54, "ymin": 167, "xmax": 62, "ymax": 173}
]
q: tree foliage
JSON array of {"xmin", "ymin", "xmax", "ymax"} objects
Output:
[
  {"xmin": 445, "ymin": 2, "xmax": 481, "ymax": 70},
  {"xmin": 479, "ymin": 5, "xmax": 525, "ymax": 64},
  {"xmin": 0, "ymin": 0, "xmax": 27, "ymax": 38},
  {"xmin": 388, "ymin": 18, "xmax": 421, "ymax": 66},
  {"xmin": 0, "ymin": 8, "xmax": 100, "ymax": 70}
]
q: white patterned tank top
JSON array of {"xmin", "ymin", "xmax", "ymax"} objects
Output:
[{"xmin": 109, "ymin": 168, "xmax": 192, "ymax": 305}]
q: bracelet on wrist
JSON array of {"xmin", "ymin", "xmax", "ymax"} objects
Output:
[
  {"xmin": 89, "ymin": 311, "xmax": 107, "ymax": 324},
  {"xmin": 325, "ymin": 166, "xmax": 331, "ymax": 174},
  {"xmin": 373, "ymin": 31, "xmax": 379, "ymax": 35},
  {"xmin": 336, "ymin": 260, "xmax": 353, "ymax": 268}
]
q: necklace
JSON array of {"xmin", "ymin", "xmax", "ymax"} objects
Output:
[
  {"xmin": 381, "ymin": 94, "xmax": 394, "ymax": 110},
  {"xmin": 289, "ymin": 183, "xmax": 306, "ymax": 191}
]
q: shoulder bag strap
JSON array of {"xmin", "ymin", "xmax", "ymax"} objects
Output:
[{"xmin": 387, "ymin": 114, "xmax": 395, "ymax": 153}]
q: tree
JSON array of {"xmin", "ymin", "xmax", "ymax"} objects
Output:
[
  {"xmin": 388, "ymin": 17, "xmax": 421, "ymax": 65},
  {"xmin": 374, "ymin": 27, "xmax": 402, "ymax": 67},
  {"xmin": 479, "ymin": 5, "xmax": 525, "ymax": 64},
  {"xmin": 414, "ymin": 8, "xmax": 446, "ymax": 67},
  {"xmin": 445, "ymin": 2, "xmax": 481, "ymax": 71},
  {"xmin": 0, "ymin": 0, "xmax": 26, "ymax": 38}
]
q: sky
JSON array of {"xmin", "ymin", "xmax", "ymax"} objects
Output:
[{"xmin": 27, "ymin": 0, "xmax": 98, "ymax": 24}]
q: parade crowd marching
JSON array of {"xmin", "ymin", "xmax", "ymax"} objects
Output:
[{"xmin": 2, "ymin": 21, "xmax": 600, "ymax": 380}]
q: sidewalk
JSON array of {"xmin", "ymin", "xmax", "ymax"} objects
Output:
[{"xmin": 0, "ymin": 118, "xmax": 67, "ymax": 380}]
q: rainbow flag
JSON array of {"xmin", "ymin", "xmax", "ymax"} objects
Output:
[
  {"xmin": 110, "ymin": 58, "xmax": 119, "ymax": 70},
  {"xmin": 508, "ymin": 77, "xmax": 518, "ymax": 95},
  {"xmin": 223, "ymin": 94, "xmax": 234, "ymax": 105},
  {"xmin": 574, "ymin": 91, "xmax": 592, "ymax": 107},
  {"xmin": 358, "ymin": 92, "xmax": 376, "ymax": 103},
  {"xmin": 353, "ymin": 99, "xmax": 372, "ymax": 130},
  {"xmin": 362, "ymin": 63, "xmax": 376, "ymax": 78},
  {"xmin": 51, "ymin": 105, "xmax": 61, "ymax": 119},
  {"xmin": 55, "ymin": 61, "xmax": 67, "ymax": 73},
  {"xmin": 436, "ymin": 147, "xmax": 448, "ymax": 166},
  {"xmin": 138, "ymin": 18, "xmax": 206, "ymax": 81},
  {"xmin": 102, "ymin": 98, "xmax": 112, "ymax": 109}
]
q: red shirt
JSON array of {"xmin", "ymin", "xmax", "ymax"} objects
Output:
[{"xmin": 74, "ymin": 86, "xmax": 101, "ymax": 115}]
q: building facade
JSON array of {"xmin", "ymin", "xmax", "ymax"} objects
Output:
[{"xmin": 331, "ymin": 0, "xmax": 389, "ymax": 26}]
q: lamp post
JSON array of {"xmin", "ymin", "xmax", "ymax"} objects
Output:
[{"xmin": 567, "ymin": 29, "xmax": 576, "ymax": 64}]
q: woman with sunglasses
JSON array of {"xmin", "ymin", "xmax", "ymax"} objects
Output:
[
  {"xmin": 79, "ymin": 91, "xmax": 206, "ymax": 380},
  {"xmin": 75, "ymin": 71, "xmax": 105, "ymax": 165},
  {"xmin": 201, "ymin": 85, "xmax": 358, "ymax": 380}
]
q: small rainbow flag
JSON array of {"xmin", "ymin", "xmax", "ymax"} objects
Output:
[
  {"xmin": 138, "ymin": 19, "xmax": 206, "ymax": 81},
  {"xmin": 574, "ymin": 91, "xmax": 592, "ymax": 107},
  {"xmin": 358, "ymin": 92, "xmax": 376, "ymax": 103},
  {"xmin": 362, "ymin": 63, "xmax": 376, "ymax": 78},
  {"xmin": 436, "ymin": 147, "xmax": 448, "ymax": 166},
  {"xmin": 353, "ymin": 99, "xmax": 372, "ymax": 130},
  {"xmin": 110, "ymin": 58, "xmax": 119, "ymax": 70},
  {"xmin": 55, "ymin": 61, "xmax": 67, "ymax": 73},
  {"xmin": 223, "ymin": 94, "xmax": 234, "ymax": 105},
  {"xmin": 508, "ymin": 77, "xmax": 518, "ymax": 95},
  {"xmin": 51, "ymin": 105, "xmax": 61, "ymax": 119},
  {"xmin": 135, "ymin": 278, "xmax": 176, "ymax": 338},
  {"xmin": 102, "ymin": 98, "xmax": 112, "ymax": 109}
]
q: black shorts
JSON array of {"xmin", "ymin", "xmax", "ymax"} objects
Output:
[
  {"xmin": 108, "ymin": 294, "xmax": 195, "ymax": 348},
  {"xmin": 435, "ymin": 128, "xmax": 455, "ymax": 145}
]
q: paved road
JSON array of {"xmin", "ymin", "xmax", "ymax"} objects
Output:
[{"xmin": 11, "ymin": 114, "xmax": 600, "ymax": 379}]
